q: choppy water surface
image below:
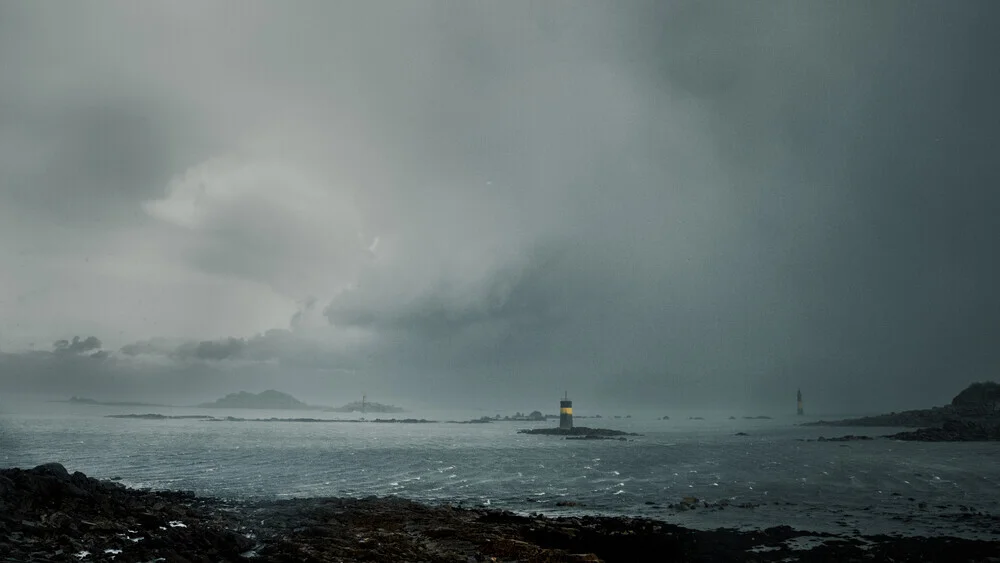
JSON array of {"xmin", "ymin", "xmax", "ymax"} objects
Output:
[{"xmin": 3, "ymin": 402, "xmax": 999, "ymax": 539}]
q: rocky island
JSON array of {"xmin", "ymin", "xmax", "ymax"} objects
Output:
[
  {"xmin": 450, "ymin": 411, "xmax": 555, "ymax": 423},
  {"xmin": 196, "ymin": 390, "xmax": 405, "ymax": 414},
  {"xmin": 197, "ymin": 390, "xmax": 317, "ymax": 410},
  {"xmin": 3, "ymin": 463, "xmax": 998, "ymax": 562},
  {"xmin": 518, "ymin": 427, "xmax": 640, "ymax": 440},
  {"xmin": 804, "ymin": 381, "xmax": 1000, "ymax": 442}
]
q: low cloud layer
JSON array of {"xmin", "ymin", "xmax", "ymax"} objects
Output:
[{"xmin": 2, "ymin": 2, "xmax": 999, "ymax": 414}]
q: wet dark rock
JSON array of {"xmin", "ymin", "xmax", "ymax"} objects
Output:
[
  {"xmin": 32, "ymin": 463, "xmax": 69, "ymax": 479},
  {"xmin": 885, "ymin": 420, "xmax": 1000, "ymax": 442},
  {"xmin": 803, "ymin": 382, "xmax": 1000, "ymax": 440},
  {"xmin": 3, "ymin": 465, "xmax": 999, "ymax": 562},
  {"xmin": 813, "ymin": 435, "xmax": 874, "ymax": 442},
  {"xmin": 0, "ymin": 475, "xmax": 14, "ymax": 496}
]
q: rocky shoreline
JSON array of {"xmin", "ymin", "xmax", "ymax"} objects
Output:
[
  {"xmin": 885, "ymin": 420, "xmax": 1000, "ymax": 442},
  {"xmin": 800, "ymin": 406, "xmax": 989, "ymax": 429},
  {"xmin": 802, "ymin": 382, "xmax": 1000, "ymax": 442},
  {"xmin": 803, "ymin": 420, "xmax": 1000, "ymax": 443},
  {"xmin": 4, "ymin": 464, "xmax": 1000, "ymax": 562}
]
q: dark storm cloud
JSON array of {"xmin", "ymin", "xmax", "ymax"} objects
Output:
[
  {"xmin": 324, "ymin": 242, "xmax": 571, "ymax": 340},
  {"xmin": 177, "ymin": 338, "xmax": 248, "ymax": 361},
  {"xmin": 117, "ymin": 329, "xmax": 366, "ymax": 374},
  {"xmin": 1, "ymin": 2, "xmax": 998, "ymax": 414},
  {"xmin": 0, "ymin": 332, "xmax": 367, "ymax": 406},
  {"xmin": 0, "ymin": 3, "xmax": 216, "ymax": 226},
  {"xmin": 314, "ymin": 1, "xmax": 1000, "ymax": 411},
  {"xmin": 53, "ymin": 336, "xmax": 103, "ymax": 356},
  {"xmin": 600, "ymin": 0, "xmax": 1000, "ymax": 410},
  {"xmin": 0, "ymin": 90, "xmax": 209, "ymax": 228},
  {"xmin": 121, "ymin": 336, "xmax": 252, "ymax": 362},
  {"xmin": 119, "ymin": 338, "xmax": 182, "ymax": 358}
]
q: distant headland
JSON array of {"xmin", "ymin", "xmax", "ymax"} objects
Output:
[
  {"xmin": 803, "ymin": 381, "xmax": 1000, "ymax": 441},
  {"xmin": 198, "ymin": 390, "xmax": 312, "ymax": 410}
]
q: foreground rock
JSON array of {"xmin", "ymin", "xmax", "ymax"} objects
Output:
[
  {"xmin": 3, "ymin": 464, "xmax": 1000, "ymax": 562},
  {"xmin": 0, "ymin": 463, "xmax": 254, "ymax": 563}
]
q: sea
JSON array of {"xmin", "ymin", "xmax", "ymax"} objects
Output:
[{"xmin": 2, "ymin": 400, "xmax": 999, "ymax": 540}]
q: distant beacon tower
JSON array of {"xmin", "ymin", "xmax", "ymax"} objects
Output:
[
  {"xmin": 560, "ymin": 391, "xmax": 573, "ymax": 429},
  {"xmin": 797, "ymin": 388, "xmax": 804, "ymax": 416}
]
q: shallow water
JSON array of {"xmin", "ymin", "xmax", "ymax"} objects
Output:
[{"xmin": 2, "ymin": 401, "xmax": 999, "ymax": 539}]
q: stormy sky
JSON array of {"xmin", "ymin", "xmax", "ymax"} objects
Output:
[{"xmin": 1, "ymin": 1, "xmax": 998, "ymax": 414}]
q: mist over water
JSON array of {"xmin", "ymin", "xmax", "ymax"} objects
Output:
[{"xmin": 3, "ymin": 401, "xmax": 998, "ymax": 540}]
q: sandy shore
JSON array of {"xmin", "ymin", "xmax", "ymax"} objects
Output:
[{"xmin": 2, "ymin": 463, "xmax": 998, "ymax": 562}]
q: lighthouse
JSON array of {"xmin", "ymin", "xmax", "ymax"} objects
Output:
[
  {"xmin": 560, "ymin": 391, "xmax": 573, "ymax": 430},
  {"xmin": 797, "ymin": 388, "xmax": 804, "ymax": 416}
]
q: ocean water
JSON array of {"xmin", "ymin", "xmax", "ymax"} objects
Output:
[{"xmin": 2, "ymin": 401, "xmax": 999, "ymax": 540}]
